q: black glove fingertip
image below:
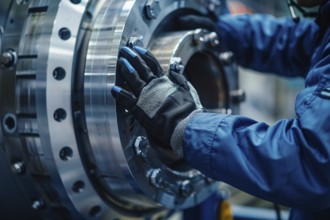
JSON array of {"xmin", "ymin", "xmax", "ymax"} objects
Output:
[
  {"xmin": 120, "ymin": 46, "xmax": 138, "ymax": 59},
  {"xmin": 133, "ymin": 46, "xmax": 148, "ymax": 55},
  {"xmin": 132, "ymin": 46, "xmax": 164, "ymax": 77},
  {"xmin": 169, "ymin": 71, "xmax": 189, "ymax": 90},
  {"xmin": 111, "ymin": 86, "xmax": 122, "ymax": 99},
  {"xmin": 111, "ymin": 86, "xmax": 137, "ymax": 110},
  {"xmin": 119, "ymin": 57, "xmax": 136, "ymax": 74}
]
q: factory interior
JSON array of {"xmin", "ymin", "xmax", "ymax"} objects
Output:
[{"xmin": 0, "ymin": 0, "xmax": 322, "ymax": 219}]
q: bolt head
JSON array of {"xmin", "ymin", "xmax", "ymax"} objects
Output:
[
  {"xmin": 128, "ymin": 36, "xmax": 144, "ymax": 48},
  {"xmin": 11, "ymin": 161, "xmax": 25, "ymax": 175},
  {"xmin": 169, "ymin": 57, "xmax": 184, "ymax": 73},
  {"xmin": 219, "ymin": 51, "xmax": 234, "ymax": 65},
  {"xmin": 145, "ymin": 0, "xmax": 161, "ymax": 20},
  {"xmin": 192, "ymin": 29, "xmax": 206, "ymax": 45},
  {"xmin": 1, "ymin": 50, "xmax": 16, "ymax": 68},
  {"xmin": 205, "ymin": 32, "xmax": 220, "ymax": 47},
  {"xmin": 134, "ymin": 136, "xmax": 149, "ymax": 160},
  {"xmin": 149, "ymin": 169, "xmax": 161, "ymax": 187},
  {"xmin": 31, "ymin": 199, "xmax": 45, "ymax": 210},
  {"xmin": 180, "ymin": 180, "xmax": 192, "ymax": 197},
  {"xmin": 208, "ymin": 0, "xmax": 221, "ymax": 12}
]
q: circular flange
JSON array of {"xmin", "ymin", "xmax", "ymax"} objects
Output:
[
  {"xmin": 7, "ymin": 0, "xmax": 238, "ymax": 219},
  {"xmin": 81, "ymin": 0, "xmax": 226, "ymax": 212}
]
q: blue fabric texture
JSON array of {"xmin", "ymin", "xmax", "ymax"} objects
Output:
[{"xmin": 183, "ymin": 1, "xmax": 330, "ymax": 218}]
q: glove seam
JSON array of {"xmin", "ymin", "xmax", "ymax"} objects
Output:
[{"xmin": 170, "ymin": 109, "xmax": 202, "ymax": 158}]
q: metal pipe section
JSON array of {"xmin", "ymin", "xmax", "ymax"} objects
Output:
[{"xmin": 0, "ymin": 0, "xmax": 241, "ymax": 219}]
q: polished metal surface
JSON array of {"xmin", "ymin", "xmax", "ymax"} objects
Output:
[{"xmin": 0, "ymin": 0, "xmax": 240, "ymax": 219}]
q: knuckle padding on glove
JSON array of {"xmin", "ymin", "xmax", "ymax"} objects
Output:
[
  {"xmin": 136, "ymin": 76, "xmax": 177, "ymax": 118},
  {"xmin": 131, "ymin": 75, "xmax": 198, "ymax": 149},
  {"xmin": 133, "ymin": 86, "xmax": 198, "ymax": 149}
]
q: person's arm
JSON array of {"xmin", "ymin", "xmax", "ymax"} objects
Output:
[
  {"xmin": 183, "ymin": 79, "xmax": 330, "ymax": 210},
  {"xmin": 218, "ymin": 14, "xmax": 320, "ymax": 77}
]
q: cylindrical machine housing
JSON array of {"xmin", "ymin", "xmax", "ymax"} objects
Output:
[{"xmin": 0, "ymin": 0, "xmax": 240, "ymax": 219}]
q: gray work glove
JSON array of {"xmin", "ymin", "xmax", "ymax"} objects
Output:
[{"xmin": 111, "ymin": 46, "xmax": 203, "ymax": 159}]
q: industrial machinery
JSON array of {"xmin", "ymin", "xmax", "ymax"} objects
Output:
[{"xmin": 0, "ymin": 0, "xmax": 241, "ymax": 219}]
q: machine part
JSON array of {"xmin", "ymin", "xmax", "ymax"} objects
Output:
[
  {"xmin": 1, "ymin": 49, "xmax": 17, "ymax": 68},
  {"xmin": 11, "ymin": 160, "xmax": 25, "ymax": 175},
  {"xmin": 0, "ymin": 0, "xmax": 240, "ymax": 219},
  {"xmin": 145, "ymin": 0, "xmax": 161, "ymax": 19}
]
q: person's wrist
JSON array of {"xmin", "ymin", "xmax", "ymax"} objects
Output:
[{"xmin": 170, "ymin": 109, "xmax": 203, "ymax": 158}]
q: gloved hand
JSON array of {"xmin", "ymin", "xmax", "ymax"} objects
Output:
[
  {"xmin": 112, "ymin": 46, "xmax": 203, "ymax": 158},
  {"xmin": 177, "ymin": 14, "xmax": 220, "ymax": 34}
]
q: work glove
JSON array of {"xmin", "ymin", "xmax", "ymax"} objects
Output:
[
  {"xmin": 178, "ymin": 14, "xmax": 220, "ymax": 35},
  {"xmin": 111, "ymin": 46, "xmax": 203, "ymax": 159}
]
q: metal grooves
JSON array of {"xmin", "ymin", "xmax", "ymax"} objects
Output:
[
  {"xmin": 15, "ymin": 1, "xmax": 70, "ymax": 218},
  {"xmin": 83, "ymin": 0, "xmax": 151, "ymax": 210}
]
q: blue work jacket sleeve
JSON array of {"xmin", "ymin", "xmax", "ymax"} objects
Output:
[
  {"xmin": 183, "ymin": 91, "xmax": 330, "ymax": 211},
  {"xmin": 217, "ymin": 14, "xmax": 319, "ymax": 77}
]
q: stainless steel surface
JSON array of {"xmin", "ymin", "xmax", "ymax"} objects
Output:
[{"xmin": 0, "ymin": 0, "xmax": 240, "ymax": 219}]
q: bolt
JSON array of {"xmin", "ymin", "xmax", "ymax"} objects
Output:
[
  {"xmin": 208, "ymin": 0, "xmax": 221, "ymax": 13},
  {"xmin": 145, "ymin": 0, "xmax": 161, "ymax": 20},
  {"xmin": 219, "ymin": 51, "xmax": 234, "ymax": 65},
  {"xmin": 180, "ymin": 180, "xmax": 192, "ymax": 197},
  {"xmin": 1, "ymin": 50, "xmax": 17, "ymax": 68},
  {"xmin": 31, "ymin": 199, "xmax": 45, "ymax": 210},
  {"xmin": 134, "ymin": 136, "xmax": 149, "ymax": 160},
  {"xmin": 204, "ymin": 32, "xmax": 220, "ymax": 47},
  {"xmin": 169, "ymin": 57, "xmax": 184, "ymax": 74},
  {"xmin": 192, "ymin": 29, "xmax": 205, "ymax": 45},
  {"xmin": 149, "ymin": 169, "xmax": 161, "ymax": 187},
  {"xmin": 128, "ymin": 36, "xmax": 144, "ymax": 48},
  {"xmin": 16, "ymin": 0, "xmax": 29, "ymax": 5},
  {"xmin": 11, "ymin": 161, "xmax": 25, "ymax": 175}
]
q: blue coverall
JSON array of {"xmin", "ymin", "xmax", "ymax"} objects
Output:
[{"xmin": 183, "ymin": 1, "xmax": 330, "ymax": 219}]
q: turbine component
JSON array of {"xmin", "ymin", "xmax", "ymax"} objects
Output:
[{"xmin": 0, "ymin": 0, "xmax": 240, "ymax": 219}]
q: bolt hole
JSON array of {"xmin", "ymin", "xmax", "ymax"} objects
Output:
[
  {"xmin": 70, "ymin": 0, "xmax": 81, "ymax": 4},
  {"xmin": 3, "ymin": 114, "xmax": 16, "ymax": 133},
  {"xmin": 53, "ymin": 108, "xmax": 67, "ymax": 122},
  {"xmin": 89, "ymin": 205, "xmax": 101, "ymax": 217},
  {"xmin": 85, "ymin": 11, "xmax": 93, "ymax": 22},
  {"xmin": 59, "ymin": 147, "xmax": 73, "ymax": 161},
  {"xmin": 53, "ymin": 67, "xmax": 66, "ymax": 80},
  {"xmin": 72, "ymin": 180, "xmax": 85, "ymax": 193},
  {"xmin": 58, "ymin": 28, "xmax": 71, "ymax": 41}
]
